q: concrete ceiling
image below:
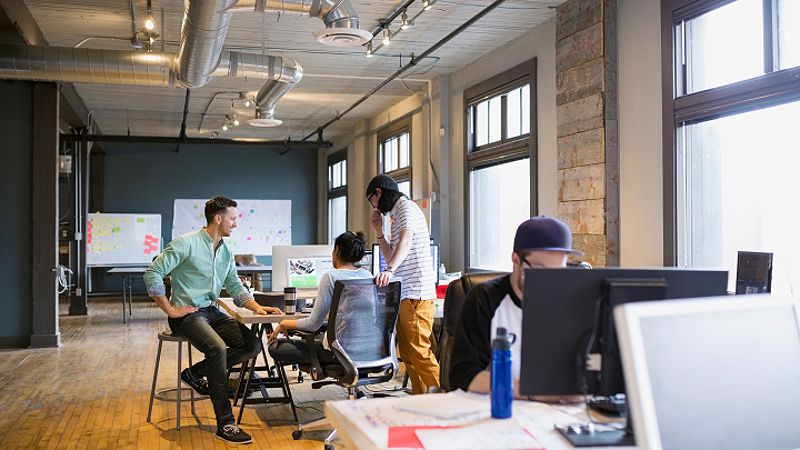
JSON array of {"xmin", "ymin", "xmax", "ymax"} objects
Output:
[{"xmin": 22, "ymin": 0, "xmax": 561, "ymax": 142}]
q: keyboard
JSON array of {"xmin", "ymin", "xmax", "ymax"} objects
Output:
[{"xmin": 588, "ymin": 394, "xmax": 627, "ymax": 416}]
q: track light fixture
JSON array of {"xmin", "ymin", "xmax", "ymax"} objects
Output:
[
  {"xmin": 145, "ymin": 0, "xmax": 155, "ymax": 30},
  {"xmin": 400, "ymin": 11, "xmax": 410, "ymax": 30},
  {"xmin": 422, "ymin": 0, "xmax": 433, "ymax": 10},
  {"xmin": 366, "ymin": 41, "xmax": 373, "ymax": 57},
  {"xmin": 382, "ymin": 28, "xmax": 391, "ymax": 46}
]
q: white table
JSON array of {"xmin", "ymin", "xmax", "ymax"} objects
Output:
[
  {"xmin": 217, "ymin": 298, "xmax": 310, "ymax": 424},
  {"xmin": 106, "ymin": 266, "xmax": 149, "ymax": 324},
  {"xmin": 235, "ymin": 264, "xmax": 272, "ymax": 288},
  {"xmin": 325, "ymin": 392, "xmax": 631, "ymax": 450}
]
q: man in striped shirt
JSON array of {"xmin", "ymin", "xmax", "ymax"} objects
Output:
[{"xmin": 367, "ymin": 175, "xmax": 440, "ymax": 394}]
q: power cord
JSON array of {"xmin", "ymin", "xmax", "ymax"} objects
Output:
[{"xmin": 57, "ymin": 265, "xmax": 74, "ymax": 294}]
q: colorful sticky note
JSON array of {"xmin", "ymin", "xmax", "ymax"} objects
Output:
[
  {"xmin": 387, "ymin": 426, "xmax": 458, "ymax": 449},
  {"xmin": 112, "ymin": 227, "xmax": 122, "ymax": 233},
  {"xmin": 137, "ymin": 218, "xmax": 145, "ymax": 223}
]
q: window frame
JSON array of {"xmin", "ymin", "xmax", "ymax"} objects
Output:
[
  {"xmin": 661, "ymin": 0, "xmax": 800, "ymax": 264},
  {"xmin": 376, "ymin": 117, "xmax": 412, "ymax": 197},
  {"xmin": 327, "ymin": 149, "xmax": 347, "ymax": 243},
  {"xmin": 463, "ymin": 59, "xmax": 538, "ymax": 270}
]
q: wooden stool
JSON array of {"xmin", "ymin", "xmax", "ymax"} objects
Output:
[{"xmin": 146, "ymin": 330, "xmax": 204, "ymax": 429}]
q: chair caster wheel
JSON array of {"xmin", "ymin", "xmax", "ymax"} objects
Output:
[
  {"xmin": 324, "ymin": 445, "xmax": 335, "ymax": 450},
  {"xmin": 292, "ymin": 430, "xmax": 303, "ymax": 440}
]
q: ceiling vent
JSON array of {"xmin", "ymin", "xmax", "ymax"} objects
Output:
[{"xmin": 313, "ymin": 27, "xmax": 371, "ymax": 47}]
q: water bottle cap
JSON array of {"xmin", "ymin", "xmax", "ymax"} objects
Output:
[
  {"xmin": 284, "ymin": 287, "xmax": 297, "ymax": 293},
  {"xmin": 493, "ymin": 327, "xmax": 512, "ymax": 350}
]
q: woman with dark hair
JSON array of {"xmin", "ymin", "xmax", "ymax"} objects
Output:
[
  {"xmin": 267, "ymin": 231, "xmax": 372, "ymax": 363},
  {"xmin": 366, "ymin": 174, "xmax": 439, "ymax": 394}
]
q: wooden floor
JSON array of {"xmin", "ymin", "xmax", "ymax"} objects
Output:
[{"xmin": 0, "ymin": 298, "xmax": 405, "ymax": 449}]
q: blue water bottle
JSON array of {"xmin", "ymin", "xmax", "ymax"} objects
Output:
[{"xmin": 491, "ymin": 327, "xmax": 513, "ymax": 419}]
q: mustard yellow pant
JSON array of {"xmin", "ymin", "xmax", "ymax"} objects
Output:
[{"xmin": 396, "ymin": 299, "xmax": 441, "ymax": 394}]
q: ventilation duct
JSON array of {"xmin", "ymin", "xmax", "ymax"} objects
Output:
[
  {"xmin": 0, "ymin": 0, "xmax": 363, "ymax": 128},
  {"xmin": 232, "ymin": 0, "xmax": 371, "ymax": 47},
  {"xmin": 0, "ymin": 45, "xmax": 176, "ymax": 87}
]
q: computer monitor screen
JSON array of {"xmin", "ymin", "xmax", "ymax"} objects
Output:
[
  {"xmin": 371, "ymin": 242, "xmax": 440, "ymax": 284},
  {"xmin": 616, "ymin": 296, "xmax": 800, "ymax": 450},
  {"xmin": 519, "ymin": 268, "xmax": 728, "ymax": 397},
  {"xmin": 271, "ymin": 245, "xmax": 333, "ymax": 291},
  {"xmin": 736, "ymin": 251, "xmax": 773, "ymax": 294},
  {"xmin": 358, "ymin": 250, "xmax": 373, "ymax": 273}
]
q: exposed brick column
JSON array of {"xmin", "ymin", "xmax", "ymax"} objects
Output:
[{"xmin": 556, "ymin": 0, "xmax": 619, "ymax": 267}]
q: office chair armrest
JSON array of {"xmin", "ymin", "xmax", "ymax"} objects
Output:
[{"xmin": 290, "ymin": 329, "xmax": 326, "ymax": 381}]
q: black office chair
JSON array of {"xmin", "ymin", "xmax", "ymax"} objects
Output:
[
  {"xmin": 439, "ymin": 271, "xmax": 508, "ymax": 392},
  {"xmin": 289, "ymin": 278, "xmax": 402, "ymax": 449}
]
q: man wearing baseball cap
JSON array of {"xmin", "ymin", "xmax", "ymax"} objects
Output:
[
  {"xmin": 366, "ymin": 174, "xmax": 440, "ymax": 394},
  {"xmin": 448, "ymin": 216, "xmax": 582, "ymax": 395}
]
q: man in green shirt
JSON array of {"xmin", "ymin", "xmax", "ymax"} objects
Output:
[{"xmin": 145, "ymin": 196, "xmax": 281, "ymax": 444}]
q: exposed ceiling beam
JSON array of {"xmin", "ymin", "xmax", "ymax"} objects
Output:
[{"xmin": 60, "ymin": 133, "xmax": 333, "ymax": 150}]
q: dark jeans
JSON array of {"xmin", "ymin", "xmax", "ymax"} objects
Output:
[
  {"xmin": 268, "ymin": 338, "xmax": 336, "ymax": 366},
  {"xmin": 168, "ymin": 305, "xmax": 261, "ymax": 429}
]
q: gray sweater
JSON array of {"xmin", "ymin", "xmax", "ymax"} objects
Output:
[{"xmin": 295, "ymin": 268, "xmax": 373, "ymax": 331}]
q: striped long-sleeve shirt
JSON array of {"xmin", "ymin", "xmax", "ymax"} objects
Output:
[{"xmin": 389, "ymin": 198, "xmax": 436, "ymax": 300}]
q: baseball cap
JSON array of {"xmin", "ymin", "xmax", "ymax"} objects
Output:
[
  {"xmin": 365, "ymin": 174, "xmax": 399, "ymax": 197},
  {"xmin": 513, "ymin": 216, "xmax": 584, "ymax": 255}
]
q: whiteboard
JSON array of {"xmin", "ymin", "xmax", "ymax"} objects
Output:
[
  {"xmin": 87, "ymin": 213, "xmax": 162, "ymax": 266},
  {"xmin": 172, "ymin": 199, "xmax": 291, "ymax": 255}
]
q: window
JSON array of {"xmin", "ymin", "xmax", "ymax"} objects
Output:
[
  {"xmin": 664, "ymin": 0, "xmax": 800, "ymax": 294},
  {"xmin": 465, "ymin": 60, "xmax": 536, "ymax": 271},
  {"xmin": 377, "ymin": 118, "xmax": 412, "ymax": 198},
  {"xmin": 327, "ymin": 151, "xmax": 347, "ymax": 243}
]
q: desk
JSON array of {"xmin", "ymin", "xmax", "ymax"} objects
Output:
[
  {"xmin": 325, "ymin": 392, "xmax": 631, "ymax": 450},
  {"xmin": 236, "ymin": 264, "xmax": 272, "ymax": 289},
  {"xmin": 217, "ymin": 298, "xmax": 309, "ymax": 424},
  {"xmin": 107, "ymin": 266, "xmax": 149, "ymax": 324}
]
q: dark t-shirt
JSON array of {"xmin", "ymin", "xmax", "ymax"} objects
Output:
[{"xmin": 449, "ymin": 275, "xmax": 523, "ymax": 391}]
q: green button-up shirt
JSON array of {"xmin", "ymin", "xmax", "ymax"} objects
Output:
[{"xmin": 144, "ymin": 228, "xmax": 253, "ymax": 308}]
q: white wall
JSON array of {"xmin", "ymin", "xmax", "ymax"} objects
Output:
[
  {"xmin": 618, "ymin": 0, "xmax": 664, "ymax": 266},
  {"xmin": 447, "ymin": 17, "xmax": 558, "ymax": 271},
  {"xmin": 324, "ymin": 2, "xmax": 670, "ymax": 269}
]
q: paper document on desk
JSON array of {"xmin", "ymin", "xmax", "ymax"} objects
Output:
[
  {"xmin": 392, "ymin": 390, "xmax": 490, "ymax": 421},
  {"xmin": 414, "ymin": 418, "xmax": 544, "ymax": 450}
]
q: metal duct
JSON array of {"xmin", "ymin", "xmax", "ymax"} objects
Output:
[
  {"xmin": 176, "ymin": 0, "xmax": 238, "ymax": 88},
  {"xmin": 230, "ymin": 0, "xmax": 312, "ymax": 14},
  {"xmin": 252, "ymin": 57, "xmax": 303, "ymax": 127},
  {"xmin": 0, "ymin": 44, "xmax": 175, "ymax": 87},
  {"xmin": 232, "ymin": 0, "xmax": 370, "ymax": 47}
]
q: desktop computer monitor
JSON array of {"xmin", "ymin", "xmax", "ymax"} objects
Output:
[
  {"xmin": 358, "ymin": 250, "xmax": 373, "ymax": 273},
  {"xmin": 616, "ymin": 295, "xmax": 800, "ymax": 450},
  {"xmin": 736, "ymin": 251, "xmax": 773, "ymax": 294},
  {"xmin": 271, "ymin": 245, "xmax": 334, "ymax": 292},
  {"xmin": 520, "ymin": 268, "xmax": 728, "ymax": 397},
  {"xmin": 519, "ymin": 268, "xmax": 728, "ymax": 446},
  {"xmin": 371, "ymin": 242, "xmax": 440, "ymax": 285}
]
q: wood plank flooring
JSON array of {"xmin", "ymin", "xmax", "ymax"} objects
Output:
[{"xmin": 0, "ymin": 298, "xmax": 405, "ymax": 449}]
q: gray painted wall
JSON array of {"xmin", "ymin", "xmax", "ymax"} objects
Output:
[
  {"xmin": 95, "ymin": 142, "xmax": 319, "ymax": 293},
  {"xmin": 0, "ymin": 80, "xmax": 34, "ymax": 346}
]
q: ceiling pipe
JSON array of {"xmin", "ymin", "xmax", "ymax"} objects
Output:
[
  {"xmin": 252, "ymin": 57, "xmax": 303, "ymax": 127},
  {"xmin": 0, "ymin": 0, "xmax": 371, "ymax": 129},
  {"xmin": 302, "ymin": 0, "xmax": 510, "ymax": 142},
  {"xmin": 176, "ymin": 0, "xmax": 237, "ymax": 88},
  {"xmin": 231, "ymin": 0, "xmax": 371, "ymax": 47}
]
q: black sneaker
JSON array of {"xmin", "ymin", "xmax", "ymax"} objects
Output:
[
  {"xmin": 215, "ymin": 424, "xmax": 252, "ymax": 444},
  {"xmin": 181, "ymin": 368, "xmax": 209, "ymax": 396}
]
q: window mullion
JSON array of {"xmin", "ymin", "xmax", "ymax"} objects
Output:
[{"xmin": 763, "ymin": 0, "xmax": 775, "ymax": 73}]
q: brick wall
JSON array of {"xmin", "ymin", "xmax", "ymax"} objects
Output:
[{"xmin": 556, "ymin": 0, "xmax": 619, "ymax": 267}]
